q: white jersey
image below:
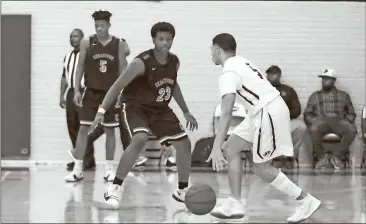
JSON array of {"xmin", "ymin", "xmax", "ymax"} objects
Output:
[{"xmin": 218, "ymin": 56, "xmax": 280, "ymax": 116}]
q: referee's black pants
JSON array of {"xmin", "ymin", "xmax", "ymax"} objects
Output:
[{"xmin": 66, "ymin": 89, "xmax": 103, "ymax": 167}]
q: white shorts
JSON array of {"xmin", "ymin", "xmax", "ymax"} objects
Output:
[{"xmin": 233, "ymin": 96, "xmax": 294, "ymax": 163}]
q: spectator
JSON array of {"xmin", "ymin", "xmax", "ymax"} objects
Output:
[
  {"xmin": 266, "ymin": 65, "xmax": 307, "ymax": 168},
  {"xmin": 304, "ymin": 69, "xmax": 357, "ymax": 169},
  {"xmin": 59, "ymin": 28, "xmax": 104, "ymax": 171}
]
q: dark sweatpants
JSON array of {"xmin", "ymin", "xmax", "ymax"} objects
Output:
[{"xmin": 308, "ymin": 117, "xmax": 357, "ymax": 159}]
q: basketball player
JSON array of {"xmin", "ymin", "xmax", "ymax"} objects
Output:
[
  {"xmin": 88, "ymin": 22, "xmax": 197, "ymax": 209},
  {"xmin": 64, "ymin": 10, "xmax": 129, "ymax": 182},
  {"xmin": 207, "ymin": 33, "xmax": 321, "ymax": 223}
]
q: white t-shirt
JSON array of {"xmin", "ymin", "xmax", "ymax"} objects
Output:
[{"xmin": 218, "ymin": 56, "xmax": 280, "ymax": 116}]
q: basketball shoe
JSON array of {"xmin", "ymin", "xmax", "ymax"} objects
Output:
[
  {"xmin": 172, "ymin": 187, "xmax": 188, "ymax": 203},
  {"xmin": 287, "ymin": 194, "xmax": 321, "ymax": 223},
  {"xmin": 104, "ymin": 162, "xmax": 115, "ymax": 182},
  {"xmin": 104, "ymin": 184, "xmax": 121, "ymax": 209},
  {"xmin": 210, "ymin": 197, "xmax": 245, "ymax": 219}
]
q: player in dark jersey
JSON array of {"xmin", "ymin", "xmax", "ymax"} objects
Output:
[
  {"xmin": 64, "ymin": 10, "xmax": 129, "ymax": 182},
  {"xmin": 88, "ymin": 22, "xmax": 198, "ymax": 209}
]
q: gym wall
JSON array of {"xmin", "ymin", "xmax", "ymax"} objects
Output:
[{"xmin": 2, "ymin": 1, "xmax": 365, "ymax": 161}]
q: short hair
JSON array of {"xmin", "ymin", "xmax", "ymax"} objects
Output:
[
  {"xmin": 92, "ymin": 10, "xmax": 112, "ymax": 22},
  {"xmin": 212, "ymin": 33, "xmax": 236, "ymax": 53},
  {"xmin": 266, "ymin": 65, "xmax": 282, "ymax": 75},
  {"xmin": 72, "ymin": 28, "xmax": 84, "ymax": 38},
  {"xmin": 151, "ymin": 22, "xmax": 175, "ymax": 38}
]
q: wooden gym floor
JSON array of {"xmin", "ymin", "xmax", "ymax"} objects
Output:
[{"xmin": 1, "ymin": 168, "xmax": 366, "ymax": 223}]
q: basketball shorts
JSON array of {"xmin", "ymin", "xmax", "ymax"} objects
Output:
[
  {"xmin": 120, "ymin": 103, "xmax": 187, "ymax": 144},
  {"xmin": 233, "ymin": 96, "xmax": 294, "ymax": 163},
  {"xmin": 79, "ymin": 88, "xmax": 118, "ymax": 127}
]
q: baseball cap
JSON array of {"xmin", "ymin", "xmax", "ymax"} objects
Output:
[{"xmin": 318, "ymin": 69, "xmax": 336, "ymax": 79}]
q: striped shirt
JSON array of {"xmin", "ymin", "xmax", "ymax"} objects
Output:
[
  {"xmin": 62, "ymin": 49, "xmax": 85, "ymax": 89},
  {"xmin": 303, "ymin": 88, "xmax": 356, "ymax": 124}
]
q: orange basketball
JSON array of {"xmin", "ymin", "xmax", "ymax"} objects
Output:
[{"xmin": 185, "ymin": 184, "xmax": 217, "ymax": 215}]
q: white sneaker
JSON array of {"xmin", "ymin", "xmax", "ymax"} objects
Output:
[
  {"xmin": 104, "ymin": 184, "xmax": 121, "ymax": 209},
  {"xmin": 172, "ymin": 187, "xmax": 188, "ymax": 203},
  {"xmin": 210, "ymin": 197, "xmax": 245, "ymax": 219},
  {"xmin": 64, "ymin": 170, "xmax": 84, "ymax": 182},
  {"xmin": 104, "ymin": 163, "xmax": 115, "ymax": 182},
  {"xmin": 287, "ymin": 194, "xmax": 321, "ymax": 223}
]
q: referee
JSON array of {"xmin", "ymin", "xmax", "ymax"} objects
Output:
[{"xmin": 59, "ymin": 28, "xmax": 103, "ymax": 171}]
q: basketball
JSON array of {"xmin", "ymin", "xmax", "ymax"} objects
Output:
[{"xmin": 184, "ymin": 184, "xmax": 217, "ymax": 215}]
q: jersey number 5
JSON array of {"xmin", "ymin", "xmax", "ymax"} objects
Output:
[
  {"xmin": 156, "ymin": 86, "xmax": 172, "ymax": 102},
  {"xmin": 245, "ymin": 63, "xmax": 263, "ymax": 79},
  {"xmin": 99, "ymin": 60, "xmax": 107, "ymax": 73}
]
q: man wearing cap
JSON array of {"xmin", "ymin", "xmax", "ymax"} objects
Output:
[
  {"xmin": 266, "ymin": 65, "xmax": 307, "ymax": 168},
  {"xmin": 304, "ymin": 69, "xmax": 357, "ymax": 168}
]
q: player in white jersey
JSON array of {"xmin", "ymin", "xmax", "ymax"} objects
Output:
[{"xmin": 206, "ymin": 33, "xmax": 321, "ymax": 223}]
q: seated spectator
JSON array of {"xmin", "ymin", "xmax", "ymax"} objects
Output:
[
  {"xmin": 304, "ymin": 69, "xmax": 357, "ymax": 169},
  {"xmin": 266, "ymin": 65, "xmax": 307, "ymax": 168}
]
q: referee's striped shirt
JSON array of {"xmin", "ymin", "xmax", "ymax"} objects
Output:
[{"xmin": 62, "ymin": 49, "xmax": 85, "ymax": 92}]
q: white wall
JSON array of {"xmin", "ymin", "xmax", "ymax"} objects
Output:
[{"xmin": 2, "ymin": 1, "xmax": 365, "ymax": 161}]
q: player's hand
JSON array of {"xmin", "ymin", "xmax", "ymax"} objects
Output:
[
  {"xmin": 183, "ymin": 112, "xmax": 198, "ymax": 131},
  {"xmin": 115, "ymin": 92, "xmax": 122, "ymax": 108},
  {"xmin": 88, "ymin": 112, "xmax": 104, "ymax": 135},
  {"xmin": 73, "ymin": 91, "xmax": 83, "ymax": 107},
  {"xmin": 206, "ymin": 146, "xmax": 227, "ymax": 171},
  {"xmin": 59, "ymin": 97, "xmax": 66, "ymax": 109}
]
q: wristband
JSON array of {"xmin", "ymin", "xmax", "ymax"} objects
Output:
[{"xmin": 97, "ymin": 107, "xmax": 106, "ymax": 114}]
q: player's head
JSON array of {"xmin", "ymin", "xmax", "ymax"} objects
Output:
[
  {"xmin": 151, "ymin": 22, "xmax": 175, "ymax": 53},
  {"xmin": 70, "ymin": 28, "xmax": 84, "ymax": 48},
  {"xmin": 211, "ymin": 33, "xmax": 237, "ymax": 66},
  {"xmin": 92, "ymin": 10, "xmax": 112, "ymax": 37},
  {"xmin": 266, "ymin": 65, "xmax": 282, "ymax": 86}
]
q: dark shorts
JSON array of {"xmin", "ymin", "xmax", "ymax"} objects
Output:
[
  {"xmin": 79, "ymin": 88, "xmax": 118, "ymax": 127},
  {"xmin": 120, "ymin": 103, "xmax": 187, "ymax": 144}
]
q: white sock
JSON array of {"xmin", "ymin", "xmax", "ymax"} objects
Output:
[
  {"xmin": 105, "ymin": 161, "xmax": 114, "ymax": 171},
  {"xmin": 74, "ymin": 159, "xmax": 83, "ymax": 174},
  {"xmin": 270, "ymin": 172, "xmax": 302, "ymax": 199}
]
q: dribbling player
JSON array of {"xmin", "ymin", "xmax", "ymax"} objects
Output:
[
  {"xmin": 206, "ymin": 33, "xmax": 321, "ymax": 223},
  {"xmin": 89, "ymin": 22, "xmax": 198, "ymax": 209},
  {"xmin": 64, "ymin": 10, "xmax": 129, "ymax": 182}
]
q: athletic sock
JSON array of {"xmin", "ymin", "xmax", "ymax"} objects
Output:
[
  {"xmin": 178, "ymin": 181, "xmax": 188, "ymax": 190},
  {"xmin": 113, "ymin": 177, "xmax": 123, "ymax": 186},
  {"xmin": 270, "ymin": 172, "xmax": 302, "ymax": 199}
]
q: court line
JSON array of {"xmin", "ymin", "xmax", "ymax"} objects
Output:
[{"xmin": 1, "ymin": 171, "xmax": 11, "ymax": 181}]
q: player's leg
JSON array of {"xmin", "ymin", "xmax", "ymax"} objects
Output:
[
  {"xmin": 251, "ymin": 98, "xmax": 321, "ymax": 223},
  {"xmin": 65, "ymin": 89, "xmax": 79, "ymax": 170},
  {"xmin": 101, "ymin": 109, "xmax": 119, "ymax": 181},
  {"xmin": 64, "ymin": 89, "xmax": 97, "ymax": 182},
  {"xmin": 210, "ymin": 118, "xmax": 254, "ymax": 219},
  {"xmin": 149, "ymin": 110, "xmax": 191, "ymax": 202},
  {"xmin": 104, "ymin": 103, "xmax": 150, "ymax": 208}
]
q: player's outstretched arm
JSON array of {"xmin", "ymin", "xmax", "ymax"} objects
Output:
[
  {"xmin": 74, "ymin": 39, "xmax": 88, "ymax": 93},
  {"xmin": 118, "ymin": 39, "xmax": 128, "ymax": 75},
  {"xmin": 99, "ymin": 58, "xmax": 145, "ymax": 111},
  {"xmin": 172, "ymin": 83, "xmax": 190, "ymax": 114},
  {"xmin": 172, "ymin": 61, "xmax": 189, "ymax": 113},
  {"xmin": 214, "ymin": 93, "xmax": 236, "ymax": 147},
  {"xmin": 213, "ymin": 72, "xmax": 238, "ymax": 148}
]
